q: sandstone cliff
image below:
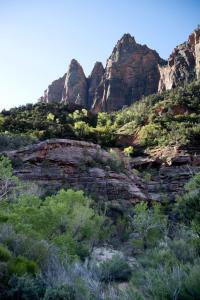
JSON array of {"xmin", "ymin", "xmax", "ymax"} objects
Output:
[
  {"xmin": 5, "ymin": 139, "xmax": 147, "ymax": 213},
  {"xmin": 39, "ymin": 28, "xmax": 200, "ymax": 111},
  {"xmin": 62, "ymin": 59, "xmax": 88, "ymax": 107},
  {"xmin": 39, "ymin": 34, "xmax": 165, "ymax": 111},
  {"xmin": 39, "ymin": 75, "xmax": 66, "ymax": 103},
  {"xmin": 158, "ymin": 27, "xmax": 200, "ymax": 91},
  {"xmin": 92, "ymin": 34, "xmax": 165, "ymax": 112}
]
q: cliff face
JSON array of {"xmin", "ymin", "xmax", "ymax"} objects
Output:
[
  {"xmin": 39, "ymin": 28, "xmax": 200, "ymax": 112},
  {"xmin": 62, "ymin": 59, "xmax": 88, "ymax": 107},
  {"xmin": 158, "ymin": 27, "xmax": 200, "ymax": 91},
  {"xmin": 87, "ymin": 62, "xmax": 104, "ymax": 109},
  {"xmin": 39, "ymin": 34, "xmax": 165, "ymax": 112},
  {"xmin": 92, "ymin": 34, "xmax": 165, "ymax": 112},
  {"xmin": 39, "ymin": 75, "xmax": 66, "ymax": 103},
  {"xmin": 5, "ymin": 139, "xmax": 147, "ymax": 212}
]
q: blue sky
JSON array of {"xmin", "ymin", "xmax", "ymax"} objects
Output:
[{"xmin": 0, "ymin": 0, "xmax": 200, "ymax": 111}]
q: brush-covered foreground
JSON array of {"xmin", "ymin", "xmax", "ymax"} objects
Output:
[{"xmin": 0, "ymin": 155, "xmax": 200, "ymax": 299}]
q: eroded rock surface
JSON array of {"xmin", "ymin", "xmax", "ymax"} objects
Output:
[
  {"xmin": 158, "ymin": 27, "xmax": 200, "ymax": 91},
  {"xmin": 4, "ymin": 139, "xmax": 147, "ymax": 212},
  {"xmin": 62, "ymin": 59, "xmax": 88, "ymax": 107},
  {"xmin": 92, "ymin": 34, "xmax": 165, "ymax": 112},
  {"xmin": 39, "ymin": 34, "xmax": 165, "ymax": 112},
  {"xmin": 130, "ymin": 145, "xmax": 200, "ymax": 201}
]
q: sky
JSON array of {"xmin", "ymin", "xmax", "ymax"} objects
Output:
[{"xmin": 0, "ymin": 0, "xmax": 200, "ymax": 111}]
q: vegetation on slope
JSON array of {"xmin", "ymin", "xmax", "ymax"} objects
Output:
[
  {"xmin": 0, "ymin": 155, "xmax": 200, "ymax": 299},
  {"xmin": 1, "ymin": 80, "xmax": 200, "ymax": 151}
]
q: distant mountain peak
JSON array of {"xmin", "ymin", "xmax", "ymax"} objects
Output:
[{"xmin": 39, "ymin": 28, "xmax": 200, "ymax": 112}]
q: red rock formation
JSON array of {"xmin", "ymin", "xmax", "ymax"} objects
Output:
[
  {"xmin": 87, "ymin": 62, "xmax": 104, "ymax": 109},
  {"xmin": 158, "ymin": 27, "xmax": 200, "ymax": 92},
  {"xmin": 39, "ymin": 34, "xmax": 165, "ymax": 112},
  {"xmin": 62, "ymin": 59, "xmax": 87, "ymax": 107},
  {"xmin": 39, "ymin": 75, "xmax": 66, "ymax": 103},
  {"xmin": 5, "ymin": 139, "xmax": 148, "ymax": 211},
  {"xmin": 92, "ymin": 34, "xmax": 165, "ymax": 112}
]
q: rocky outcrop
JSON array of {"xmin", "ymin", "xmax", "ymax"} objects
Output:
[
  {"xmin": 130, "ymin": 145, "xmax": 200, "ymax": 201},
  {"xmin": 39, "ymin": 34, "xmax": 165, "ymax": 112},
  {"xmin": 92, "ymin": 34, "xmax": 165, "ymax": 112},
  {"xmin": 4, "ymin": 139, "xmax": 147, "ymax": 212},
  {"xmin": 39, "ymin": 75, "xmax": 66, "ymax": 103},
  {"xmin": 158, "ymin": 27, "xmax": 200, "ymax": 91},
  {"xmin": 62, "ymin": 59, "xmax": 88, "ymax": 107},
  {"xmin": 87, "ymin": 62, "xmax": 104, "ymax": 109},
  {"xmin": 39, "ymin": 28, "xmax": 199, "ymax": 112}
]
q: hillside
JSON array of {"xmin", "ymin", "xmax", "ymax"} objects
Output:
[{"xmin": 1, "ymin": 28, "xmax": 200, "ymax": 299}]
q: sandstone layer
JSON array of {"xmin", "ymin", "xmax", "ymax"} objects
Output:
[
  {"xmin": 4, "ymin": 139, "xmax": 147, "ymax": 213},
  {"xmin": 130, "ymin": 145, "xmax": 200, "ymax": 202}
]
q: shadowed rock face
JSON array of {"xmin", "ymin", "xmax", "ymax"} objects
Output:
[
  {"xmin": 5, "ymin": 139, "xmax": 148, "ymax": 212},
  {"xmin": 158, "ymin": 27, "xmax": 200, "ymax": 92},
  {"xmin": 87, "ymin": 62, "xmax": 104, "ymax": 109}
]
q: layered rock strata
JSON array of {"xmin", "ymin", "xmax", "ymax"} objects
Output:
[
  {"xmin": 130, "ymin": 145, "xmax": 200, "ymax": 201},
  {"xmin": 4, "ymin": 139, "xmax": 147, "ymax": 212}
]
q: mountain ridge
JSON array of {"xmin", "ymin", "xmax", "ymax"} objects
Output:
[{"xmin": 39, "ymin": 27, "xmax": 200, "ymax": 112}]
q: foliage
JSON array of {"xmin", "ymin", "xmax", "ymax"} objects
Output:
[
  {"xmin": 0, "ymin": 244, "xmax": 11, "ymax": 261},
  {"xmin": 0, "ymin": 156, "xmax": 19, "ymax": 201},
  {"xmin": 0, "ymin": 188, "xmax": 106, "ymax": 260},
  {"xmin": 123, "ymin": 146, "xmax": 134, "ymax": 157},
  {"xmin": 98, "ymin": 255, "xmax": 132, "ymax": 282},
  {"xmin": 8, "ymin": 256, "xmax": 39, "ymax": 275},
  {"xmin": 175, "ymin": 172, "xmax": 200, "ymax": 235},
  {"xmin": 130, "ymin": 202, "xmax": 167, "ymax": 251}
]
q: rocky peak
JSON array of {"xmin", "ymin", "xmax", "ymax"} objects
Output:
[
  {"xmin": 38, "ymin": 75, "xmax": 66, "ymax": 103},
  {"xmin": 158, "ymin": 27, "xmax": 200, "ymax": 92},
  {"xmin": 62, "ymin": 59, "xmax": 87, "ymax": 107},
  {"xmin": 92, "ymin": 35, "xmax": 165, "ymax": 112},
  {"xmin": 87, "ymin": 62, "xmax": 104, "ymax": 108},
  {"xmin": 110, "ymin": 33, "xmax": 137, "ymax": 63}
]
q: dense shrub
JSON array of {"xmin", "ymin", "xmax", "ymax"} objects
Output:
[
  {"xmin": 8, "ymin": 256, "xmax": 39, "ymax": 275},
  {"xmin": 98, "ymin": 255, "xmax": 132, "ymax": 282},
  {"xmin": 0, "ymin": 244, "xmax": 11, "ymax": 261}
]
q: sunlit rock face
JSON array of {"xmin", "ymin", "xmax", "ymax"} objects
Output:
[
  {"xmin": 61, "ymin": 59, "xmax": 88, "ymax": 107},
  {"xmin": 92, "ymin": 34, "xmax": 165, "ymax": 112},
  {"xmin": 158, "ymin": 27, "xmax": 200, "ymax": 92},
  {"xmin": 39, "ymin": 28, "xmax": 200, "ymax": 112},
  {"xmin": 39, "ymin": 34, "xmax": 165, "ymax": 112},
  {"xmin": 39, "ymin": 75, "xmax": 66, "ymax": 103}
]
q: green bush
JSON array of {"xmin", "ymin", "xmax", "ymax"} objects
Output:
[
  {"xmin": 179, "ymin": 264, "xmax": 200, "ymax": 299},
  {"xmin": 43, "ymin": 285, "xmax": 75, "ymax": 300},
  {"xmin": 7, "ymin": 275, "xmax": 45, "ymax": 300},
  {"xmin": 8, "ymin": 256, "xmax": 38, "ymax": 275},
  {"xmin": 99, "ymin": 255, "xmax": 132, "ymax": 282},
  {"xmin": 0, "ymin": 244, "xmax": 11, "ymax": 262}
]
